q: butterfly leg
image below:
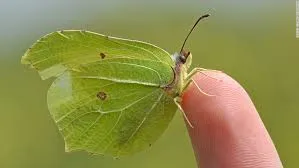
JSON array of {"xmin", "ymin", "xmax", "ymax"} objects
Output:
[
  {"xmin": 182, "ymin": 67, "xmax": 220, "ymax": 96},
  {"xmin": 174, "ymin": 97, "xmax": 194, "ymax": 128},
  {"xmin": 186, "ymin": 67, "xmax": 221, "ymax": 83},
  {"xmin": 183, "ymin": 78, "xmax": 215, "ymax": 97}
]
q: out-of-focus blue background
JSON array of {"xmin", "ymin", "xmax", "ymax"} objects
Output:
[{"xmin": 0, "ymin": 0, "xmax": 297, "ymax": 167}]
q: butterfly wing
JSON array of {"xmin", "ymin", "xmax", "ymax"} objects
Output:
[
  {"xmin": 21, "ymin": 30, "xmax": 174, "ymax": 80},
  {"xmin": 21, "ymin": 30, "xmax": 177, "ymax": 156}
]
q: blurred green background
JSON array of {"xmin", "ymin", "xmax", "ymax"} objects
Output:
[{"xmin": 0, "ymin": 0, "xmax": 297, "ymax": 167}]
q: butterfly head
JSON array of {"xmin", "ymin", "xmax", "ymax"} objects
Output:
[
  {"xmin": 172, "ymin": 49, "xmax": 192, "ymax": 69},
  {"xmin": 179, "ymin": 49, "xmax": 190, "ymax": 64},
  {"xmin": 174, "ymin": 14, "xmax": 209, "ymax": 69}
]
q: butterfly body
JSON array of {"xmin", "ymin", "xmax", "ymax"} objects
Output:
[{"xmin": 22, "ymin": 13, "xmax": 210, "ymax": 157}]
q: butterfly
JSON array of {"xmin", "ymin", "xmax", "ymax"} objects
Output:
[{"xmin": 21, "ymin": 14, "xmax": 210, "ymax": 157}]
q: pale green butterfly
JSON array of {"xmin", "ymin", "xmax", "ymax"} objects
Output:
[{"xmin": 21, "ymin": 14, "xmax": 210, "ymax": 157}]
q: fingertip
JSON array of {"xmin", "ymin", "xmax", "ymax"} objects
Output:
[{"xmin": 181, "ymin": 71, "xmax": 282, "ymax": 168}]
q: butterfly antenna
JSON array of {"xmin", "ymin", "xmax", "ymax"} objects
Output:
[{"xmin": 180, "ymin": 14, "xmax": 210, "ymax": 53}]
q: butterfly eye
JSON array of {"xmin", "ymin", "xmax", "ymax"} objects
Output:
[{"xmin": 179, "ymin": 55, "xmax": 186, "ymax": 64}]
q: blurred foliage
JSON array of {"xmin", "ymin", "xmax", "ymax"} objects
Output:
[{"xmin": 0, "ymin": 1, "xmax": 297, "ymax": 168}]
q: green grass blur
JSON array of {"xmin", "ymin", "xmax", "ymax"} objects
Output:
[{"xmin": 0, "ymin": 1, "xmax": 297, "ymax": 167}]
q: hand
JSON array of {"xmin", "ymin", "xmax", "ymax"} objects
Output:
[{"xmin": 181, "ymin": 71, "xmax": 283, "ymax": 168}]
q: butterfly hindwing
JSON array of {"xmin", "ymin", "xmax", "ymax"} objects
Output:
[{"xmin": 48, "ymin": 71, "xmax": 177, "ymax": 156}]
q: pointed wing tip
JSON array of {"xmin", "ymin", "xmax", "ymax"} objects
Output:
[
  {"xmin": 21, "ymin": 57, "xmax": 29, "ymax": 65},
  {"xmin": 21, "ymin": 48, "xmax": 37, "ymax": 70},
  {"xmin": 21, "ymin": 49, "xmax": 31, "ymax": 65},
  {"xmin": 64, "ymin": 143, "xmax": 75, "ymax": 153},
  {"xmin": 21, "ymin": 54, "xmax": 48, "ymax": 80},
  {"xmin": 64, "ymin": 145, "xmax": 108, "ymax": 157},
  {"xmin": 64, "ymin": 145, "xmax": 73, "ymax": 153},
  {"xmin": 63, "ymin": 141, "xmax": 125, "ymax": 157}
]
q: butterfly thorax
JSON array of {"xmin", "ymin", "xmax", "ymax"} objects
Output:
[{"xmin": 163, "ymin": 50, "xmax": 191, "ymax": 97}]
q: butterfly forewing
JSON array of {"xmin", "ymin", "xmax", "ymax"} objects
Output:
[{"xmin": 22, "ymin": 30, "xmax": 174, "ymax": 80}]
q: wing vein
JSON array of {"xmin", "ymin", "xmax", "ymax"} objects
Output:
[
  {"xmin": 60, "ymin": 111, "xmax": 101, "ymax": 131},
  {"xmin": 93, "ymin": 61, "xmax": 162, "ymax": 83},
  {"xmin": 96, "ymin": 89, "xmax": 160, "ymax": 153},
  {"xmin": 76, "ymin": 76, "xmax": 159, "ymax": 87},
  {"xmin": 107, "ymin": 38, "xmax": 163, "ymax": 63},
  {"xmin": 116, "ymin": 92, "xmax": 164, "ymax": 156}
]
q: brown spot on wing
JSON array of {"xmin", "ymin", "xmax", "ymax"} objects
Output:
[
  {"xmin": 99, "ymin": 53, "xmax": 106, "ymax": 59},
  {"xmin": 97, "ymin": 91, "xmax": 107, "ymax": 100}
]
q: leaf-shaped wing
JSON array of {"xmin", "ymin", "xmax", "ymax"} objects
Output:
[
  {"xmin": 21, "ymin": 30, "xmax": 174, "ymax": 81},
  {"xmin": 48, "ymin": 71, "xmax": 177, "ymax": 156},
  {"xmin": 21, "ymin": 31, "xmax": 177, "ymax": 156}
]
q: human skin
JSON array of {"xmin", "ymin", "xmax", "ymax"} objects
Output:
[{"xmin": 181, "ymin": 71, "xmax": 283, "ymax": 168}]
